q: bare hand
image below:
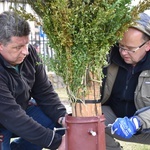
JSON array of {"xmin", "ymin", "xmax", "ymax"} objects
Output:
[{"xmin": 58, "ymin": 135, "xmax": 65, "ymax": 150}]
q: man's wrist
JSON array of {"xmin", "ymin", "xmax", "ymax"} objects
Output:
[
  {"xmin": 58, "ymin": 117, "xmax": 65, "ymax": 125},
  {"xmin": 130, "ymin": 116, "xmax": 141, "ymax": 131}
]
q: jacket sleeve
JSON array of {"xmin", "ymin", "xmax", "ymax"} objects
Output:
[
  {"xmin": 134, "ymin": 70, "xmax": 150, "ymax": 131},
  {"xmin": 135, "ymin": 107, "xmax": 150, "ymax": 130},
  {"xmin": 0, "ymin": 74, "xmax": 62, "ymax": 149},
  {"xmin": 29, "ymin": 47, "xmax": 67, "ymax": 123}
]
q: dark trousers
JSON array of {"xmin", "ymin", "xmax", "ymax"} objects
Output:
[{"xmin": 0, "ymin": 105, "xmax": 64, "ymax": 150}]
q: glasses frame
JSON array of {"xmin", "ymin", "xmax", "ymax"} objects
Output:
[{"xmin": 118, "ymin": 40, "xmax": 148, "ymax": 54}]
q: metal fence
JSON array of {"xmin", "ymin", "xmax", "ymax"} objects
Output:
[{"xmin": 30, "ymin": 31, "xmax": 55, "ymax": 72}]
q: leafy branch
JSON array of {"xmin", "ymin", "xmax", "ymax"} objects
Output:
[{"xmin": 13, "ymin": 0, "xmax": 150, "ymax": 103}]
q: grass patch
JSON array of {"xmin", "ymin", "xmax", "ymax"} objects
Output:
[{"xmin": 119, "ymin": 140, "xmax": 150, "ymax": 150}]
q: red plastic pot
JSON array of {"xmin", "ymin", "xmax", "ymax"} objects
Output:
[{"xmin": 65, "ymin": 114, "xmax": 106, "ymax": 150}]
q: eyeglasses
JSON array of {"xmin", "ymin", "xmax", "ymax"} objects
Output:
[{"xmin": 118, "ymin": 41, "xmax": 148, "ymax": 54}]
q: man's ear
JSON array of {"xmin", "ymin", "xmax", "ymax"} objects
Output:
[{"xmin": 145, "ymin": 40, "xmax": 150, "ymax": 52}]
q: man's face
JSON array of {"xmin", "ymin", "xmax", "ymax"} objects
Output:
[
  {"xmin": 119, "ymin": 28, "xmax": 150, "ymax": 66},
  {"xmin": 0, "ymin": 36, "xmax": 29, "ymax": 66}
]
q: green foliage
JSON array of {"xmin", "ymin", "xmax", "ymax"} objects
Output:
[{"xmin": 26, "ymin": 0, "xmax": 150, "ymax": 102}]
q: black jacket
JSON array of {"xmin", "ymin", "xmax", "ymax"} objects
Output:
[{"xmin": 0, "ymin": 44, "xmax": 66, "ymax": 149}]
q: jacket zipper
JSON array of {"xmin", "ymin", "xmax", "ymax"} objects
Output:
[{"xmin": 124, "ymin": 66, "xmax": 135, "ymax": 115}]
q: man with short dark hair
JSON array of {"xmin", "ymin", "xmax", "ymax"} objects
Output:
[
  {"xmin": 101, "ymin": 12, "xmax": 150, "ymax": 150},
  {"xmin": 0, "ymin": 11, "xmax": 66, "ymax": 150}
]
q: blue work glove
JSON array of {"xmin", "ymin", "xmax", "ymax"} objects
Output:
[{"xmin": 109, "ymin": 116, "xmax": 141, "ymax": 139}]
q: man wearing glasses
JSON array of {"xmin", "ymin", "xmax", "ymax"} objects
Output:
[{"xmin": 101, "ymin": 12, "xmax": 150, "ymax": 150}]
